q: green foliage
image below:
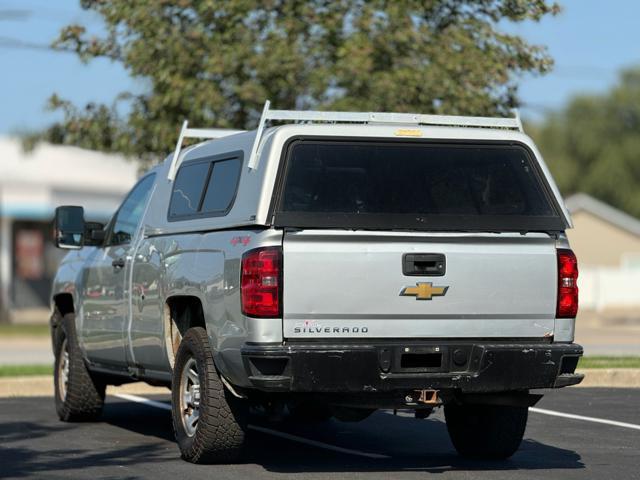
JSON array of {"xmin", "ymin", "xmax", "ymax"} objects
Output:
[
  {"xmin": 529, "ymin": 68, "xmax": 640, "ymax": 218},
  {"xmin": 0, "ymin": 324, "xmax": 50, "ymax": 337},
  {"xmin": 0, "ymin": 365, "xmax": 53, "ymax": 377},
  {"xmin": 36, "ymin": 0, "xmax": 559, "ymax": 165},
  {"xmin": 578, "ymin": 356, "xmax": 640, "ymax": 369}
]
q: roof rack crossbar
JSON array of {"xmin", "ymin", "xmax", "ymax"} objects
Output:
[
  {"xmin": 167, "ymin": 120, "xmax": 246, "ymax": 181},
  {"xmin": 264, "ymin": 109, "xmax": 522, "ymax": 130},
  {"xmin": 169, "ymin": 101, "xmax": 524, "ymax": 175}
]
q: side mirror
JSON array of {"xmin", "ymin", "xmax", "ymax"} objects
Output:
[{"xmin": 54, "ymin": 206, "xmax": 86, "ymax": 249}]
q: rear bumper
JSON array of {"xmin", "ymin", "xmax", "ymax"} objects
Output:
[{"xmin": 240, "ymin": 341, "xmax": 583, "ymax": 393}]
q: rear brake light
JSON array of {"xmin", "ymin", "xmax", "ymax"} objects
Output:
[
  {"xmin": 241, "ymin": 247, "xmax": 282, "ymax": 318},
  {"xmin": 557, "ymin": 249, "xmax": 578, "ymax": 318}
]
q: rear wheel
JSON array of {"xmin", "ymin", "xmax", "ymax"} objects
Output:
[
  {"xmin": 53, "ymin": 313, "xmax": 105, "ymax": 421},
  {"xmin": 172, "ymin": 327, "xmax": 248, "ymax": 464},
  {"xmin": 444, "ymin": 403, "xmax": 528, "ymax": 459}
]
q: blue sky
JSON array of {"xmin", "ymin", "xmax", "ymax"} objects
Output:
[{"xmin": 0, "ymin": 0, "xmax": 638, "ymax": 134}]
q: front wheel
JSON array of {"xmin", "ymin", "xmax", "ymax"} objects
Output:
[
  {"xmin": 53, "ymin": 313, "xmax": 105, "ymax": 421},
  {"xmin": 444, "ymin": 403, "xmax": 528, "ymax": 459},
  {"xmin": 171, "ymin": 327, "xmax": 248, "ymax": 464}
]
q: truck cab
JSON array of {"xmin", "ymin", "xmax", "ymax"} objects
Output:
[{"xmin": 50, "ymin": 105, "xmax": 583, "ymax": 464}]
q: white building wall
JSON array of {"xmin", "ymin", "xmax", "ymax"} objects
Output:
[
  {"xmin": 579, "ymin": 267, "xmax": 640, "ymax": 311},
  {"xmin": 0, "ymin": 137, "xmax": 141, "ymax": 219}
]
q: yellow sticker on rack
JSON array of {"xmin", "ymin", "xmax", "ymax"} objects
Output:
[{"xmin": 394, "ymin": 129, "xmax": 423, "ymax": 137}]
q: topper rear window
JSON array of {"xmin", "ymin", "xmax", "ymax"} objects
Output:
[{"xmin": 273, "ymin": 139, "xmax": 564, "ymax": 232}]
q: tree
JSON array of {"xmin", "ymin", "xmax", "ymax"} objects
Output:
[
  {"xmin": 529, "ymin": 68, "xmax": 640, "ymax": 218},
  {"xmin": 35, "ymin": 0, "xmax": 560, "ymax": 165}
]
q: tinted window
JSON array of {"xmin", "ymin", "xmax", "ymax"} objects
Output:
[
  {"xmin": 201, "ymin": 158, "xmax": 242, "ymax": 213},
  {"xmin": 168, "ymin": 155, "xmax": 242, "ymax": 220},
  {"xmin": 169, "ymin": 162, "xmax": 210, "ymax": 218},
  {"xmin": 276, "ymin": 141, "xmax": 562, "ymax": 231},
  {"xmin": 109, "ymin": 174, "xmax": 155, "ymax": 245}
]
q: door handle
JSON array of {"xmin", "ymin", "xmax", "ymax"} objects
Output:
[
  {"xmin": 403, "ymin": 253, "xmax": 446, "ymax": 276},
  {"xmin": 112, "ymin": 258, "xmax": 125, "ymax": 269}
]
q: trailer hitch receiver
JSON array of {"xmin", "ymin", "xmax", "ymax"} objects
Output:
[{"xmin": 416, "ymin": 389, "xmax": 440, "ymax": 406}]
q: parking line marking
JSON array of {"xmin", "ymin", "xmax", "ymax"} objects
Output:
[
  {"xmin": 247, "ymin": 425, "xmax": 390, "ymax": 459},
  {"xmin": 113, "ymin": 393, "xmax": 390, "ymax": 459},
  {"xmin": 114, "ymin": 394, "xmax": 640, "ymax": 434},
  {"xmin": 530, "ymin": 407, "xmax": 640, "ymax": 431},
  {"xmin": 114, "ymin": 393, "xmax": 171, "ymax": 410}
]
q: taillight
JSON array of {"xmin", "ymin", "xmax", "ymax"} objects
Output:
[
  {"xmin": 241, "ymin": 247, "xmax": 281, "ymax": 318},
  {"xmin": 557, "ymin": 249, "xmax": 578, "ymax": 318}
]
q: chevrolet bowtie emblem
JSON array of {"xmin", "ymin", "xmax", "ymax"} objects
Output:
[{"xmin": 400, "ymin": 282, "xmax": 449, "ymax": 301}]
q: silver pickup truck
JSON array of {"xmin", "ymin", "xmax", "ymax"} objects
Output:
[{"xmin": 50, "ymin": 105, "xmax": 583, "ymax": 464}]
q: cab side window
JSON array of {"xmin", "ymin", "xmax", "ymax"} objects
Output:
[{"xmin": 107, "ymin": 174, "xmax": 156, "ymax": 246}]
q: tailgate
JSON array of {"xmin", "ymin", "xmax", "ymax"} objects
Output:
[{"xmin": 283, "ymin": 230, "xmax": 557, "ymax": 339}]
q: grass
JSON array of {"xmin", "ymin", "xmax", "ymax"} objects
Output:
[
  {"xmin": 0, "ymin": 365, "xmax": 53, "ymax": 377},
  {"xmin": 0, "ymin": 323, "xmax": 50, "ymax": 337},
  {"xmin": 578, "ymin": 356, "xmax": 640, "ymax": 369}
]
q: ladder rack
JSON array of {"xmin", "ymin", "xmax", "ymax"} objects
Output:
[
  {"xmin": 168, "ymin": 101, "xmax": 524, "ymax": 179},
  {"xmin": 167, "ymin": 121, "xmax": 246, "ymax": 180}
]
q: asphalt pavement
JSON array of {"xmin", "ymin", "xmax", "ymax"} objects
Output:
[{"xmin": 1, "ymin": 387, "xmax": 639, "ymax": 479}]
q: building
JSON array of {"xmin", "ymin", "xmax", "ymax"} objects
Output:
[
  {"xmin": 565, "ymin": 193, "xmax": 640, "ymax": 269},
  {"xmin": 0, "ymin": 137, "xmax": 139, "ymax": 321},
  {"xmin": 565, "ymin": 193, "xmax": 640, "ymax": 311}
]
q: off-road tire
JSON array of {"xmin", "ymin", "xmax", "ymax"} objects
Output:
[
  {"xmin": 172, "ymin": 327, "xmax": 248, "ymax": 464},
  {"xmin": 444, "ymin": 403, "xmax": 528, "ymax": 459},
  {"xmin": 53, "ymin": 313, "xmax": 106, "ymax": 421},
  {"xmin": 50, "ymin": 308, "xmax": 65, "ymax": 354}
]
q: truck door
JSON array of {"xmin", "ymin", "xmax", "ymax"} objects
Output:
[{"xmin": 81, "ymin": 174, "xmax": 156, "ymax": 368}]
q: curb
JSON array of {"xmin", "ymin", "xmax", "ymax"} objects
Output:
[{"xmin": 575, "ymin": 368, "xmax": 640, "ymax": 388}]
